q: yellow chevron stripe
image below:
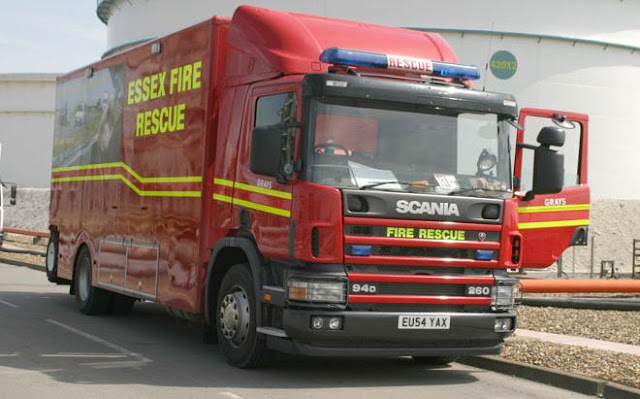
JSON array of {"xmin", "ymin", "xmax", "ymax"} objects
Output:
[
  {"xmin": 52, "ymin": 174, "xmax": 201, "ymax": 197},
  {"xmin": 233, "ymin": 181, "xmax": 292, "ymax": 200},
  {"xmin": 518, "ymin": 219, "xmax": 590, "ymax": 230},
  {"xmin": 213, "ymin": 178, "xmax": 234, "ymax": 188},
  {"xmin": 213, "ymin": 178, "xmax": 292, "ymax": 200},
  {"xmin": 518, "ymin": 204, "xmax": 590, "ymax": 213},
  {"xmin": 212, "ymin": 194, "xmax": 290, "ymax": 218},
  {"xmin": 213, "ymin": 193, "xmax": 233, "ymax": 203},
  {"xmin": 232, "ymin": 198, "xmax": 291, "ymax": 217},
  {"xmin": 52, "ymin": 162, "xmax": 202, "ymax": 184}
]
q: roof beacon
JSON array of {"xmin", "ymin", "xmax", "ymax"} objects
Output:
[{"xmin": 320, "ymin": 47, "xmax": 481, "ymax": 80}]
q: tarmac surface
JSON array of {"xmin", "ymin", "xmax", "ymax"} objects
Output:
[{"xmin": 0, "ymin": 261, "xmax": 593, "ymax": 399}]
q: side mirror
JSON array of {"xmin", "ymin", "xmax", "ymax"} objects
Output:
[
  {"xmin": 518, "ymin": 126, "xmax": 565, "ymax": 200},
  {"xmin": 10, "ymin": 184, "xmax": 17, "ymax": 205},
  {"xmin": 537, "ymin": 126, "xmax": 565, "ymax": 147},
  {"xmin": 250, "ymin": 126, "xmax": 283, "ymax": 177},
  {"xmin": 532, "ymin": 147, "xmax": 564, "ymax": 195}
]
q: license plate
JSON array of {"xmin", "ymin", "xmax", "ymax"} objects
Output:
[{"xmin": 398, "ymin": 314, "xmax": 450, "ymax": 329}]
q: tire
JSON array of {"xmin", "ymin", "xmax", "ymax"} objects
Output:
[
  {"xmin": 109, "ymin": 293, "xmax": 136, "ymax": 315},
  {"xmin": 412, "ymin": 356, "xmax": 460, "ymax": 366},
  {"xmin": 45, "ymin": 235, "xmax": 60, "ymax": 283},
  {"xmin": 216, "ymin": 263, "xmax": 268, "ymax": 368},
  {"xmin": 74, "ymin": 246, "xmax": 112, "ymax": 315}
]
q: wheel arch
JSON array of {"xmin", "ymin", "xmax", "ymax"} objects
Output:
[
  {"xmin": 69, "ymin": 234, "xmax": 96, "ymax": 295},
  {"xmin": 204, "ymin": 237, "xmax": 264, "ymax": 327}
]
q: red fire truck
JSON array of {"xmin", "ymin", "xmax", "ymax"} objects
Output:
[{"xmin": 47, "ymin": 6, "xmax": 590, "ymax": 367}]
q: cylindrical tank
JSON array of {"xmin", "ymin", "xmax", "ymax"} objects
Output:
[{"xmin": 97, "ymin": 0, "xmax": 640, "ymax": 199}]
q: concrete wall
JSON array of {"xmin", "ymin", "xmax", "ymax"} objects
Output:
[{"xmin": 0, "ymin": 74, "xmax": 57, "ymax": 188}]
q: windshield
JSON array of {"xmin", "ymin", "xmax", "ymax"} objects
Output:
[{"xmin": 308, "ymin": 100, "xmax": 513, "ymax": 198}]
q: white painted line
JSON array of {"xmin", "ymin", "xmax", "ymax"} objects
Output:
[
  {"xmin": 220, "ymin": 392, "xmax": 246, "ymax": 399},
  {"xmin": 46, "ymin": 319, "xmax": 152, "ymax": 364},
  {"xmin": 41, "ymin": 353, "xmax": 127, "ymax": 359},
  {"xmin": 0, "ymin": 299, "xmax": 19, "ymax": 309},
  {"xmin": 0, "ymin": 353, "xmax": 19, "ymax": 358}
]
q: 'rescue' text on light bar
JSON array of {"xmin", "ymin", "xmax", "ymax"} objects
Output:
[{"xmin": 320, "ymin": 47, "xmax": 481, "ymax": 80}]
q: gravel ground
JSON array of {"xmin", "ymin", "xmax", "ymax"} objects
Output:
[
  {"xmin": 501, "ymin": 339, "xmax": 640, "ymax": 389},
  {"xmin": 497, "ymin": 305, "xmax": 640, "ymax": 389},
  {"xmin": 3, "ymin": 188, "xmax": 50, "ymax": 231},
  {"xmin": 516, "ymin": 305, "xmax": 640, "ymax": 346}
]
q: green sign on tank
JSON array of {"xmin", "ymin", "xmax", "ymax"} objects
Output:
[{"xmin": 489, "ymin": 50, "xmax": 517, "ymax": 80}]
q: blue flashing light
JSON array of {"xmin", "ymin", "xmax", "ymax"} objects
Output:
[
  {"xmin": 432, "ymin": 61, "xmax": 481, "ymax": 80},
  {"xmin": 320, "ymin": 47, "xmax": 389, "ymax": 70},
  {"xmin": 351, "ymin": 245, "xmax": 373, "ymax": 256},
  {"xmin": 320, "ymin": 47, "xmax": 480, "ymax": 80},
  {"xmin": 475, "ymin": 250, "xmax": 496, "ymax": 261}
]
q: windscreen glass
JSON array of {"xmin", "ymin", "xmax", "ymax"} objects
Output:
[{"xmin": 308, "ymin": 100, "xmax": 513, "ymax": 198}]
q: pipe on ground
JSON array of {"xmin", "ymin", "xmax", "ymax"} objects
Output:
[{"xmin": 520, "ymin": 279, "xmax": 640, "ymax": 293}]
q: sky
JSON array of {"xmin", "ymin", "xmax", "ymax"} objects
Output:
[{"xmin": 0, "ymin": 1, "xmax": 107, "ymax": 74}]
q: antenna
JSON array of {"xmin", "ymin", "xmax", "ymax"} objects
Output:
[{"xmin": 482, "ymin": 22, "xmax": 496, "ymax": 91}]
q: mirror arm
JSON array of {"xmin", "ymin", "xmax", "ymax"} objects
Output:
[
  {"xmin": 523, "ymin": 190, "xmax": 535, "ymax": 201},
  {"xmin": 516, "ymin": 143, "xmax": 538, "ymax": 150}
]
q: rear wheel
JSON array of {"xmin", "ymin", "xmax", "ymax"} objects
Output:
[
  {"xmin": 45, "ymin": 234, "xmax": 60, "ymax": 283},
  {"xmin": 412, "ymin": 356, "xmax": 460, "ymax": 366},
  {"xmin": 216, "ymin": 263, "xmax": 268, "ymax": 368},
  {"xmin": 74, "ymin": 246, "xmax": 112, "ymax": 315}
]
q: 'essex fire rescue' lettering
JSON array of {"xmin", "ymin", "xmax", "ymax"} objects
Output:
[
  {"xmin": 386, "ymin": 227, "xmax": 466, "ymax": 241},
  {"xmin": 127, "ymin": 61, "xmax": 203, "ymax": 138}
]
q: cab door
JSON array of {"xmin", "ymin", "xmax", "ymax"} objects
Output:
[
  {"xmin": 514, "ymin": 108, "xmax": 590, "ymax": 267},
  {"xmin": 229, "ymin": 82, "xmax": 301, "ymax": 260}
]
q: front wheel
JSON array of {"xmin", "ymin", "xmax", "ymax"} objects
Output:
[
  {"xmin": 216, "ymin": 263, "xmax": 268, "ymax": 368},
  {"xmin": 74, "ymin": 246, "xmax": 112, "ymax": 315}
]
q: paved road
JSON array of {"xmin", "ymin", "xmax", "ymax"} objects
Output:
[{"xmin": 0, "ymin": 262, "xmax": 589, "ymax": 399}]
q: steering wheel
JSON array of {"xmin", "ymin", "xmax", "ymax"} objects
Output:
[{"xmin": 314, "ymin": 142, "xmax": 349, "ymax": 155}]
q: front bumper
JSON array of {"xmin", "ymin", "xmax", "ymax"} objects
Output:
[{"xmin": 265, "ymin": 308, "xmax": 515, "ymax": 357}]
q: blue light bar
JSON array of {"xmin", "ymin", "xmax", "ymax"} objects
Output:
[
  {"xmin": 351, "ymin": 245, "xmax": 372, "ymax": 256},
  {"xmin": 320, "ymin": 47, "xmax": 480, "ymax": 80}
]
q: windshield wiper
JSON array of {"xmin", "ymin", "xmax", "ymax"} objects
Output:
[
  {"xmin": 358, "ymin": 181, "xmax": 412, "ymax": 191},
  {"xmin": 447, "ymin": 187, "xmax": 513, "ymax": 197}
]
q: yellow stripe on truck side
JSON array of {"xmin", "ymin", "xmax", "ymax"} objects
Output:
[
  {"xmin": 52, "ymin": 162, "xmax": 202, "ymax": 184},
  {"xmin": 52, "ymin": 173, "xmax": 201, "ymax": 197},
  {"xmin": 518, "ymin": 219, "xmax": 590, "ymax": 230},
  {"xmin": 213, "ymin": 178, "xmax": 291, "ymax": 218},
  {"xmin": 518, "ymin": 204, "xmax": 590, "ymax": 213}
]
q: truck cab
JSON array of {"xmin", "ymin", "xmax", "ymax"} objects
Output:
[{"xmin": 207, "ymin": 7, "xmax": 589, "ymax": 366}]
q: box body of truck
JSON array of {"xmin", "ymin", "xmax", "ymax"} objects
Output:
[{"xmin": 49, "ymin": 6, "xmax": 589, "ymax": 366}]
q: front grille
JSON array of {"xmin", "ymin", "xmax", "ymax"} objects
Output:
[
  {"xmin": 375, "ymin": 283, "xmax": 465, "ymax": 296},
  {"xmin": 348, "ymin": 264, "xmax": 469, "ymax": 275}
]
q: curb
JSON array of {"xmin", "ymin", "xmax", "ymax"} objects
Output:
[
  {"xmin": 0, "ymin": 257, "xmax": 46, "ymax": 273},
  {"xmin": 0, "ymin": 246, "xmax": 46, "ymax": 257},
  {"xmin": 459, "ymin": 355, "xmax": 640, "ymax": 398}
]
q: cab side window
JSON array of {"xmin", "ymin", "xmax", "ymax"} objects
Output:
[
  {"xmin": 251, "ymin": 92, "xmax": 297, "ymax": 177},
  {"xmin": 255, "ymin": 92, "xmax": 297, "ymax": 127}
]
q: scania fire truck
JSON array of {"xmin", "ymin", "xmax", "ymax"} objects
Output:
[{"xmin": 47, "ymin": 6, "xmax": 590, "ymax": 367}]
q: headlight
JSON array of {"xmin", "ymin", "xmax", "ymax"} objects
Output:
[
  {"xmin": 288, "ymin": 278, "xmax": 347, "ymax": 304},
  {"xmin": 491, "ymin": 281, "xmax": 520, "ymax": 309}
]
